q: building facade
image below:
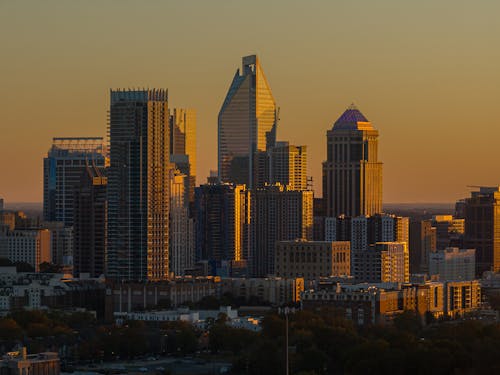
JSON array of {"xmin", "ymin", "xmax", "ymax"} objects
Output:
[
  {"xmin": 429, "ymin": 247, "xmax": 476, "ymax": 281},
  {"xmin": 409, "ymin": 219, "xmax": 437, "ymax": 274},
  {"xmin": 251, "ymin": 184, "xmax": 313, "ymax": 277},
  {"xmin": 170, "ymin": 108, "xmax": 196, "ymax": 202},
  {"xmin": 0, "ymin": 229, "xmax": 51, "ymax": 271},
  {"xmin": 463, "ymin": 186, "xmax": 500, "ymax": 276},
  {"xmin": 356, "ymin": 242, "xmax": 409, "ymax": 283},
  {"xmin": 43, "ymin": 137, "xmax": 106, "ymax": 226},
  {"xmin": 73, "ymin": 165, "xmax": 107, "ymax": 278},
  {"xmin": 218, "ymin": 55, "xmax": 278, "ymax": 187},
  {"xmin": 269, "ymin": 142, "xmax": 307, "ymax": 191},
  {"xmin": 322, "ymin": 104, "xmax": 383, "ymax": 217},
  {"xmin": 194, "ymin": 183, "xmax": 250, "ymax": 274},
  {"xmin": 107, "ymin": 89, "xmax": 171, "ymax": 281},
  {"xmin": 275, "ymin": 240, "xmax": 350, "ymax": 283}
]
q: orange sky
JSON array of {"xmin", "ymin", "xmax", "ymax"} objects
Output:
[{"xmin": 1, "ymin": 1, "xmax": 500, "ymax": 203}]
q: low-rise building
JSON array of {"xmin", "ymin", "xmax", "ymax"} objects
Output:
[
  {"xmin": 275, "ymin": 240, "xmax": 350, "ymax": 284},
  {"xmin": 429, "ymin": 247, "xmax": 475, "ymax": 281},
  {"xmin": 301, "ymin": 279, "xmax": 481, "ymax": 324},
  {"xmin": 220, "ymin": 277, "xmax": 304, "ymax": 305}
]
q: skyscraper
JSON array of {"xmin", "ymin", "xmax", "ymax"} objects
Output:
[
  {"xmin": 269, "ymin": 142, "xmax": 307, "ymax": 191},
  {"xmin": 323, "ymin": 104, "xmax": 383, "ymax": 217},
  {"xmin": 409, "ymin": 220, "xmax": 437, "ymax": 274},
  {"xmin": 43, "ymin": 137, "xmax": 106, "ymax": 226},
  {"xmin": 251, "ymin": 184, "xmax": 313, "ymax": 277},
  {"xmin": 463, "ymin": 186, "xmax": 500, "ymax": 276},
  {"xmin": 218, "ymin": 55, "xmax": 278, "ymax": 187},
  {"xmin": 170, "ymin": 108, "xmax": 196, "ymax": 202},
  {"xmin": 107, "ymin": 89, "xmax": 171, "ymax": 281},
  {"xmin": 169, "ymin": 169, "xmax": 194, "ymax": 276},
  {"xmin": 73, "ymin": 164, "xmax": 107, "ymax": 278},
  {"xmin": 194, "ymin": 183, "xmax": 250, "ymax": 275}
]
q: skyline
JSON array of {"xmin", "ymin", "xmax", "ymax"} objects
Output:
[{"xmin": 1, "ymin": 1, "xmax": 500, "ymax": 203}]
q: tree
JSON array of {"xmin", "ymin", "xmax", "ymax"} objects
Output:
[{"xmin": 0, "ymin": 318, "xmax": 23, "ymax": 340}]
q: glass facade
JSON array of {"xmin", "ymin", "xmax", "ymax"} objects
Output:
[{"xmin": 218, "ymin": 55, "xmax": 278, "ymax": 187}]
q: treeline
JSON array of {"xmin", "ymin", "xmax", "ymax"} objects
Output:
[{"xmin": 1, "ymin": 308, "xmax": 500, "ymax": 374}]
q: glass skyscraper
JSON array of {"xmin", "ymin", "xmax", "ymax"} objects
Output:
[
  {"xmin": 107, "ymin": 89, "xmax": 171, "ymax": 281},
  {"xmin": 218, "ymin": 55, "xmax": 278, "ymax": 187}
]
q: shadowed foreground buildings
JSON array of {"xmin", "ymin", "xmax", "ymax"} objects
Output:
[
  {"xmin": 218, "ymin": 55, "xmax": 278, "ymax": 187},
  {"xmin": 107, "ymin": 89, "xmax": 171, "ymax": 281},
  {"xmin": 323, "ymin": 104, "xmax": 382, "ymax": 217}
]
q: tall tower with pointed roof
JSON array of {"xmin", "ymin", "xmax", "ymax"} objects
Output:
[
  {"xmin": 218, "ymin": 55, "xmax": 278, "ymax": 188},
  {"xmin": 322, "ymin": 104, "xmax": 383, "ymax": 217}
]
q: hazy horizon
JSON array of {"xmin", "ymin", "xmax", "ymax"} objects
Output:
[{"xmin": 1, "ymin": 1, "xmax": 500, "ymax": 203}]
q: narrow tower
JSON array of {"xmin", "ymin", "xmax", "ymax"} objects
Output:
[{"xmin": 322, "ymin": 104, "xmax": 383, "ymax": 217}]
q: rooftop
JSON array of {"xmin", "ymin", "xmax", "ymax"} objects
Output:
[{"xmin": 332, "ymin": 103, "xmax": 374, "ymax": 131}]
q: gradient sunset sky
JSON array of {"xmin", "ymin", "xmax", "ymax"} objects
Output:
[{"xmin": 1, "ymin": 1, "xmax": 499, "ymax": 203}]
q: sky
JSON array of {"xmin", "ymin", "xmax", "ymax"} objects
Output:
[{"xmin": 1, "ymin": 0, "xmax": 499, "ymax": 203}]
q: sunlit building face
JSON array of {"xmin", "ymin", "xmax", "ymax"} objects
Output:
[{"xmin": 218, "ymin": 55, "xmax": 278, "ymax": 187}]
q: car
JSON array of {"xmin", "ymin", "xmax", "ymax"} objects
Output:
[{"xmin": 138, "ymin": 367, "xmax": 148, "ymax": 373}]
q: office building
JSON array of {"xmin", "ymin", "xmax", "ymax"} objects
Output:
[
  {"xmin": 251, "ymin": 184, "xmax": 313, "ymax": 277},
  {"xmin": 429, "ymin": 247, "xmax": 475, "ymax": 281},
  {"xmin": 432, "ymin": 215, "xmax": 465, "ymax": 249},
  {"xmin": 0, "ymin": 229, "xmax": 51, "ymax": 271},
  {"xmin": 356, "ymin": 242, "xmax": 409, "ymax": 283},
  {"xmin": 40, "ymin": 222, "xmax": 73, "ymax": 267},
  {"xmin": 107, "ymin": 89, "xmax": 171, "ymax": 281},
  {"xmin": 322, "ymin": 104, "xmax": 383, "ymax": 217},
  {"xmin": 43, "ymin": 137, "xmax": 106, "ymax": 226},
  {"xmin": 73, "ymin": 165, "xmax": 107, "ymax": 278},
  {"xmin": 463, "ymin": 186, "xmax": 500, "ymax": 275},
  {"xmin": 218, "ymin": 55, "xmax": 278, "ymax": 187},
  {"xmin": 194, "ymin": 183, "xmax": 250, "ymax": 274},
  {"xmin": 170, "ymin": 169, "xmax": 194, "ymax": 276},
  {"xmin": 409, "ymin": 220, "xmax": 437, "ymax": 274},
  {"xmin": 170, "ymin": 108, "xmax": 196, "ymax": 202},
  {"xmin": 269, "ymin": 142, "xmax": 307, "ymax": 191},
  {"xmin": 275, "ymin": 240, "xmax": 350, "ymax": 283}
]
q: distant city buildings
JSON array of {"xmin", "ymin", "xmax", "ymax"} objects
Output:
[
  {"xmin": 322, "ymin": 104, "xmax": 383, "ymax": 217},
  {"xmin": 218, "ymin": 55, "xmax": 278, "ymax": 187},
  {"xmin": 409, "ymin": 219, "xmax": 437, "ymax": 274},
  {"xmin": 355, "ymin": 242, "xmax": 409, "ymax": 283},
  {"xmin": 107, "ymin": 89, "xmax": 171, "ymax": 281}
]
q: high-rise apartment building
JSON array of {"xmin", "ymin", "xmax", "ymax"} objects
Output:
[
  {"xmin": 357, "ymin": 242, "xmax": 409, "ymax": 283},
  {"xmin": 322, "ymin": 104, "xmax": 382, "ymax": 217},
  {"xmin": 251, "ymin": 184, "xmax": 313, "ymax": 277},
  {"xmin": 409, "ymin": 220, "xmax": 437, "ymax": 274},
  {"xmin": 73, "ymin": 165, "xmax": 107, "ymax": 278},
  {"xmin": 194, "ymin": 183, "xmax": 250, "ymax": 274},
  {"xmin": 107, "ymin": 89, "xmax": 171, "ymax": 281},
  {"xmin": 269, "ymin": 142, "xmax": 307, "ymax": 191},
  {"xmin": 432, "ymin": 215, "xmax": 464, "ymax": 250},
  {"xmin": 463, "ymin": 186, "xmax": 500, "ymax": 275},
  {"xmin": 170, "ymin": 108, "xmax": 196, "ymax": 202},
  {"xmin": 170, "ymin": 169, "xmax": 194, "ymax": 276},
  {"xmin": 218, "ymin": 55, "xmax": 278, "ymax": 187},
  {"xmin": 43, "ymin": 137, "xmax": 106, "ymax": 226}
]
